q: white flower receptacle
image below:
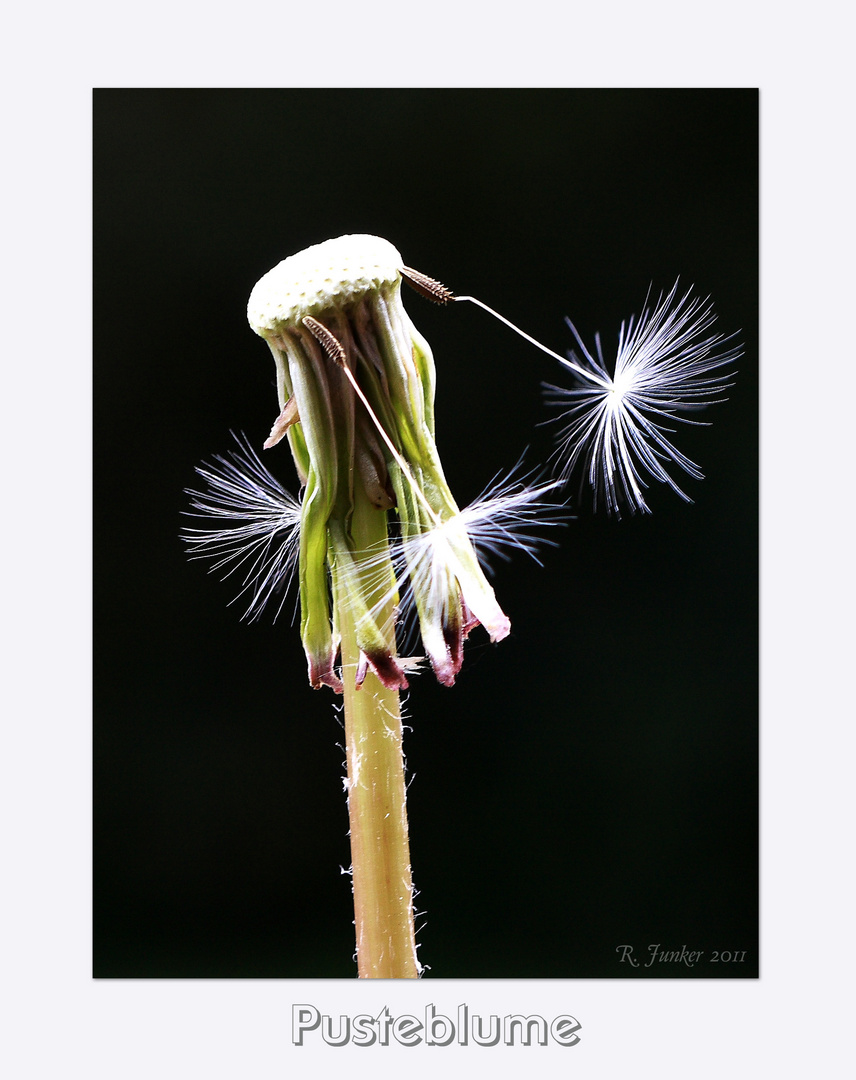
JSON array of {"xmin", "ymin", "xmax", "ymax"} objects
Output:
[{"xmin": 247, "ymin": 234, "xmax": 405, "ymax": 336}]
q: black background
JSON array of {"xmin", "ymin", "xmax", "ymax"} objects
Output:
[{"xmin": 94, "ymin": 89, "xmax": 757, "ymax": 978}]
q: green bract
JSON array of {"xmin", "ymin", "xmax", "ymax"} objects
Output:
[{"xmin": 247, "ymin": 234, "xmax": 510, "ymax": 691}]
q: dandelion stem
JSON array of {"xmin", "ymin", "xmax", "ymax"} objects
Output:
[{"xmin": 339, "ymin": 487, "xmax": 419, "ymax": 978}]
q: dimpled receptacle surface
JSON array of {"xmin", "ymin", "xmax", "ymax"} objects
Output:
[{"xmin": 247, "ymin": 234, "xmax": 404, "ymax": 336}]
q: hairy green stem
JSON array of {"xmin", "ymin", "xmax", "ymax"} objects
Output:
[{"xmin": 338, "ymin": 492, "xmax": 419, "ymax": 979}]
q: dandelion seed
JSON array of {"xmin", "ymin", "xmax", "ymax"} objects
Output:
[{"xmin": 543, "ymin": 282, "xmax": 740, "ymax": 515}]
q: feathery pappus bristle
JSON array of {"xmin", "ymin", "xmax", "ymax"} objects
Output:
[
  {"xmin": 365, "ymin": 464, "xmax": 570, "ymax": 662},
  {"xmin": 544, "ymin": 281, "xmax": 741, "ymax": 516},
  {"xmin": 182, "ymin": 432, "xmax": 302, "ymax": 622}
]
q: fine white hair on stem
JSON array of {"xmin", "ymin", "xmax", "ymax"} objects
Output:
[
  {"xmin": 543, "ymin": 281, "xmax": 741, "ymax": 516},
  {"xmin": 182, "ymin": 432, "xmax": 302, "ymax": 622}
]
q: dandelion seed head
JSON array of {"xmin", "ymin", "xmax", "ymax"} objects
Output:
[{"xmin": 194, "ymin": 235, "xmax": 739, "ymax": 691}]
